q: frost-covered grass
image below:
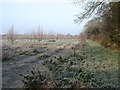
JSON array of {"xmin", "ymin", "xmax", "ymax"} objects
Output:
[
  {"xmin": 2, "ymin": 39, "xmax": 119, "ymax": 88},
  {"xmin": 43, "ymin": 40, "xmax": 119, "ymax": 88},
  {"xmin": 79, "ymin": 40, "xmax": 119, "ymax": 87},
  {"xmin": 2, "ymin": 39, "xmax": 77, "ymax": 61}
]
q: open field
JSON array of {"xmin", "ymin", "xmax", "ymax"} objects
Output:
[
  {"xmin": 2, "ymin": 39, "xmax": 119, "ymax": 88},
  {"xmin": 2, "ymin": 39, "xmax": 77, "ymax": 88},
  {"xmin": 2, "ymin": 0, "xmax": 120, "ymax": 89}
]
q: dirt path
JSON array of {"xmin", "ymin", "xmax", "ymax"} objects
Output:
[{"xmin": 2, "ymin": 45, "xmax": 72, "ymax": 88}]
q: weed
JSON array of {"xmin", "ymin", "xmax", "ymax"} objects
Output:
[{"xmin": 20, "ymin": 67, "xmax": 48, "ymax": 88}]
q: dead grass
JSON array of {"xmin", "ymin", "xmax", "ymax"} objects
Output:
[{"xmin": 37, "ymin": 53, "xmax": 50, "ymax": 60}]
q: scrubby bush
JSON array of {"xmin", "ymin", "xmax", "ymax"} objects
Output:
[
  {"xmin": 78, "ymin": 33, "xmax": 87, "ymax": 47},
  {"xmin": 49, "ymin": 39, "xmax": 56, "ymax": 42}
]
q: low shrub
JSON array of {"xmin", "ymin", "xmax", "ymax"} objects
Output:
[
  {"xmin": 20, "ymin": 67, "xmax": 48, "ymax": 88},
  {"xmin": 49, "ymin": 39, "xmax": 56, "ymax": 42}
]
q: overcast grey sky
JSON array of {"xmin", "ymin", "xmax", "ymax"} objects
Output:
[{"xmin": 1, "ymin": 0, "xmax": 88, "ymax": 35}]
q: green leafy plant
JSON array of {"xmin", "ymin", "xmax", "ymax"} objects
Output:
[{"xmin": 20, "ymin": 67, "xmax": 47, "ymax": 88}]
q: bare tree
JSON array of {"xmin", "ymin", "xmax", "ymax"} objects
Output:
[
  {"xmin": 36, "ymin": 25, "xmax": 43, "ymax": 42},
  {"xmin": 7, "ymin": 26, "xmax": 16, "ymax": 44}
]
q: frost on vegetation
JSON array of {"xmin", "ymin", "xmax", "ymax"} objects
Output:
[
  {"xmin": 42, "ymin": 43, "xmax": 119, "ymax": 88},
  {"xmin": 20, "ymin": 67, "xmax": 48, "ymax": 88}
]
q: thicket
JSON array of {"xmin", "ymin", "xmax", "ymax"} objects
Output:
[{"xmin": 75, "ymin": 1, "xmax": 120, "ymax": 49}]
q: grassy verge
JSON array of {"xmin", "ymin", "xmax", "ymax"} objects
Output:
[{"xmin": 43, "ymin": 40, "xmax": 119, "ymax": 88}]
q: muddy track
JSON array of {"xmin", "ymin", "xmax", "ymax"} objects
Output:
[{"xmin": 2, "ymin": 46, "xmax": 71, "ymax": 88}]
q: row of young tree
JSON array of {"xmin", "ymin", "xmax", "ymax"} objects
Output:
[
  {"xmin": 76, "ymin": 1, "xmax": 120, "ymax": 49},
  {"xmin": 5, "ymin": 25, "xmax": 43, "ymax": 44},
  {"xmin": 4, "ymin": 25, "xmax": 78, "ymax": 44}
]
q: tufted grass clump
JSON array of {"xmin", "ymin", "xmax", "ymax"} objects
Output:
[{"xmin": 37, "ymin": 53, "xmax": 50, "ymax": 60}]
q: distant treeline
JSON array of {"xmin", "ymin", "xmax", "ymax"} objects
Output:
[
  {"xmin": 2, "ymin": 26, "xmax": 78, "ymax": 44},
  {"xmin": 2, "ymin": 33, "xmax": 78, "ymax": 40}
]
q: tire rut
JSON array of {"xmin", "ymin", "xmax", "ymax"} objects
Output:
[{"xmin": 2, "ymin": 46, "xmax": 69, "ymax": 88}]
